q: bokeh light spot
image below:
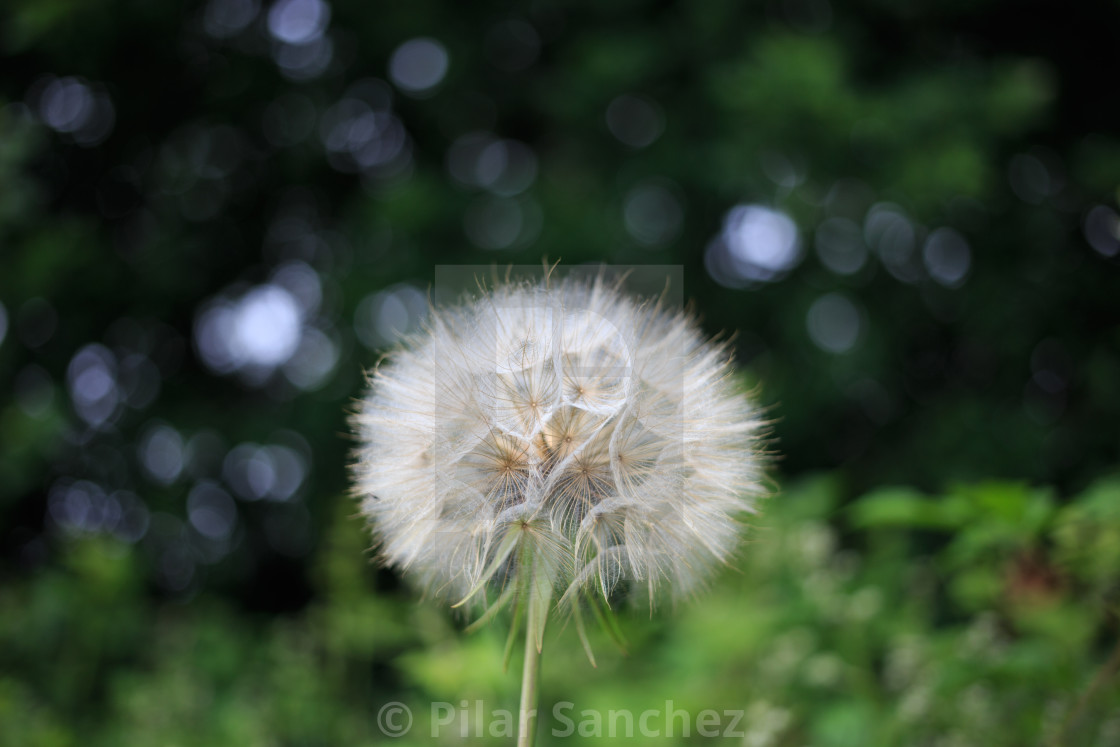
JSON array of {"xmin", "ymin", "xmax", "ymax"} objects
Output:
[
  {"xmin": 605, "ymin": 93, "xmax": 664, "ymax": 149},
  {"xmin": 67, "ymin": 344, "xmax": 121, "ymax": 427},
  {"xmin": 273, "ymin": 36, "xmax": 334, "ymax": 81},
  {"xmin": 194, "ymin": 283, "xmax": 305, "ymax": 381},
  {"xmin": 1084, "ymin": 205, "xmax": 1120, "ymax": 257},
  {"xmin": 267, "ymin": 0, "xmax": 329, "ymax": 44},
  {"xmin": 139, "ymin": 423, "xmax": 185, "ymax": 486},
  {"xmin": 40, "ymin": 77, "xmax": 91, "ymax": 132},
  {"xmin": 706, "ymin": 204, "xmax": 802, "ymax": 287},
  {"xmin": 320, "ymin": 94, "xmax": 409, "ymax": 174},
  {"xmin": 232, "ymin": 286, "xmax": 302, "ymax": 367},
  {"xmin": 922, "ymin": 228, "xmax": 971, "ymax": 288},
  {"xmin": 865, "ymin": 203, "xmax": 919, "ymax": 283},
  {"xmin": 447, "ymin": 132, "xmax": 537, "ymax": 195},
  {"xmin": 814, "ymin": 217, "xmax": 867, "ymax": 275},
  {"xmin": 34, "ymin": 76, "xmax": 114, "ymax": 145},
  {"xmin": 389, "ymin": 38, "xmax": 449, "ymax": 96},
  {"xmin": 354, "ymin": 284, "xmax": 429, "ymax": 349},
  {"xmin": 223, "ymin": 442, "xmax": 308, "ymax": 501},
  {"xmin": 283, "ymin": 327, "xmax": 339, "ymax": 390},
  {"xmin": 623, "ymin": 181, "xmax": 683, "ymax": 247},
  {"xmin": 807, "ymin": 293, "xmax": 862, "ymax": 354},
  {"xmin": 47, "ymin": 479, "xmax": 130, "ymax": 536},
  {"xmin": 203, "ymin": 0, "xmax": 260, "ymax": 39},
  {"xmin": 188, "ymin": 481, "xmax": 238, "ymax": 540}
]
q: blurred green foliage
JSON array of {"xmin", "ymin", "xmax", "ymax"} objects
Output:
[
  {"xmin": 2, "ymin": 477, "xmax": 1119, "ymax": 745},
  {"xmin": 2, "ymin": 0, "xmax": 1120, "ymax": 743}
]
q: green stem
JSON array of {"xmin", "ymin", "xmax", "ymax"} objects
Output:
[{"xmin": 517, "ymin": 596, "xmax": 544, "ymax": 747}]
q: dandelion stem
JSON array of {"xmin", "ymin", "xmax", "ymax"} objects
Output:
[{"xmin": 517, "ymin": 595, "xmax": 544, "ymax": 747}]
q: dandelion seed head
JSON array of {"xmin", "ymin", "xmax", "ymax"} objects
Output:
[{"xmin": 352, "ymin": 273, "xmax": 765, "ymax": 609}]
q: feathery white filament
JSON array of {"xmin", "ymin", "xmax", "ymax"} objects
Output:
[{"xmin": 352, "ymin": 275, "xmax": 764, "ymax": 608}]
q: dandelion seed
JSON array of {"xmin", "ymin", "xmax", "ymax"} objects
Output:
[{"xmin": 351, "ymin": 270, "xmax": 766, "ymax": 746}]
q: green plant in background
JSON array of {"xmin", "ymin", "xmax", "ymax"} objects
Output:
[
  {"xmin": 351, "ymin": 271, "xmax": 765, "ymax": 744},
  {"xmin": 2, "ymin": 474, "xmax": 1118, "ymax": 745}
]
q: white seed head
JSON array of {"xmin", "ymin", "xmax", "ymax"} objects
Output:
[{"xmin": 351, "ymin": 274, "xmax": 765, "ymax": 611}]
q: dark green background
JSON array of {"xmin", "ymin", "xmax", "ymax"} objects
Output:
[{"xmin": 2, "ymin": 0, "xmax": 1119, "ymax": 744}]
